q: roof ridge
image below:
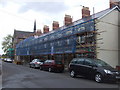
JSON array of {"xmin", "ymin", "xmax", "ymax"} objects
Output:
[
  {"xmin": 98, "ymin": 6, "xmax": 120, "ymax": 19},
  {"xmin": 14, "ymin": 30, "xmax": 34, "ymax": 33}
]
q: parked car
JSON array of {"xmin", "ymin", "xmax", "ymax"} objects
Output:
[
  {"xmin": 3, "ymin": 58, "xmax": 7, "ymax": 62},
  {"xmin": 40, "ymin": 60, "xmax": 64, "ymax": 72},
  {"xmin": 69, "ymin": 58, "xmax": 120, "ymax": 83},
  {"xmin": 29, "ymin": 59, "xmax": 44, "ymax": 69},
  {"xmin": 5, "ymin": 58, "xmax": 13, "ymax": 63}
]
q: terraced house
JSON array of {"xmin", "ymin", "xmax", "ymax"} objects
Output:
[{"xmin": 15, "ymin": 0, "xmax": 120, "ymax": 69}]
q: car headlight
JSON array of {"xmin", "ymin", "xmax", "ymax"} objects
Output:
[{"xmin": 104, "ymin": 69, "xmax": 113, "ymax": 74}]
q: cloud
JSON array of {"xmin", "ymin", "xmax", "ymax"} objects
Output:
[
  {"xmin": 18, "ymin": 2, "xmax": 69, "ymax": 14},
  {"xmin": 0, "ymin": 0, "xmax": 110, "ymax": 54},
  {"xmin": 0, "ymin": 0, "xmax": 8, "ymax": 7}
]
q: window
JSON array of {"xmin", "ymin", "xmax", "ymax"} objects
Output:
[
  {"xmin": 80, "ymin": 24, "xmax": 85, "ymax": 31},
  {"xmin": 77, "ymin": 59, "xmax": 84, "ymax": 64},
  {"xmin": 50, "ymin": 35, "xmax": 54, "ymax": 40},
  {"xmin": 57, "ymin": 41, "xmax": 62, "ymax": 46},
  {"xmin": 44, "ymin": 60, "xmax": 48, "ymax": 64},
  {"xmin": 77, "ymin": 25, "xmax": 81, "ymax": 31},
  {"xmin": 32, "ymin": 60, "xmax": 35, "ymax": 62},
  {"xmin": 66, "ymin": 30, "xmax": 72, "ymax": 35},
  {"xmin": 50, "ymin": 42, "xmax": 54, "ymax": 46},
  {"xmin": 44, "ymin": 37, "xmax": 48, "ymax": 41},
  {"xmin": 67, "ymin": 39, "xmax": 70, "ymax": 45},
  {"xmin": 34, "ymin": 59, "xmax": 40, "ymax": 62},
  {"xmin": 76, "ymin": 36, "xmax": 81, "ymax": 44},
  {"xmin": 81, "ymin": 36, "xmax": 85, "ymax": 43},
  {"xmin": 71, "ymin": 59, "xmax": 77, "ymax": 64},
  {"xmin": 57, "ymin": 33, "xmax": 62, "ymax": 38},
  {"xmin": 58, "ymin": 41, "xmax": 60, "ymax": 45},
  {"xmin": 44, "ymin": 44, "xmax": 47, "ymax": 48},
  {"xmin": 84, "ymin": 59, "xmax": 93, "ymax": 66},
  {"xmin": 39, "ymin": 39, "xmax": 42, "ymax": 43}
]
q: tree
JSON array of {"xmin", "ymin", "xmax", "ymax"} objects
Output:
[{"xmin": 2, "ymin": 34, "xmax": 13, "ymax": 54}]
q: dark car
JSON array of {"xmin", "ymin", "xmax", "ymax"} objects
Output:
[
  {"xmin": 29, "ymin": 59, "xmax": 44, "ymax": 69},
  {"xmin": 69, "ymin": 58, "xmax": 120, "ymax": 83},
  {"xmin": 40, "ymin": 60, "xmax": 64, "ymax": 72}
]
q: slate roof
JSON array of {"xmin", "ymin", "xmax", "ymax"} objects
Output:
[
  {"xmin": 15, "ymin": 6, "xmax": 120, "ymax": 45},
  {"xmin": 13, "ymin": 30, "xmax": 34, "ymax": 39},
  {"xmin": 42, "ymin": 6, "xmax": 120, "ymax": 36},
  {"xmin": 73, "ymin": 6, "xmax": 120, "ymax": 26}
]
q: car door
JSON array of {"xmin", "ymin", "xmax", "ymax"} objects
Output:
[
  {"xmin": 70, "ymin": 59, "xmax": 78, "ymax": 73},
  {"xmin": 44, "ymin": 60, "xmax": 50, "ymax": 70},
  {"xmin": 83, "ymin": 59, "xmax": 96, "ymax": 77},
  {"xmin": 76, "ymin": 58, "xmax": 85, "ymax": 76},
  {"xmin": 43, "ymin": 60, "xmax": 47, "ymax": 70}
]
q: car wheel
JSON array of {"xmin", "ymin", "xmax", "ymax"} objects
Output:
[
  {"xmin": 70, "ymin": 70, "xmax": 76, "ymax": 78},
  {"xmin": 48, "ymin": 68, "xmax": 52, "ymax": 72},
  {"xmin": 95, "ymin": 73, "xmax": 103, "ymax": 83}
]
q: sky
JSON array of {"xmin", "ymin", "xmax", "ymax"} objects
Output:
[{"xmin": 0, "ymin": 0, "xmax": 111, "ymax": 54}]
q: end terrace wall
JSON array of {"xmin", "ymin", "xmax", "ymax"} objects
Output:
[{"xmin": 96, "ymin": 10, "xmax": 119, "ymax": 68}]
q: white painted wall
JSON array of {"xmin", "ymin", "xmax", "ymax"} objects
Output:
[{"xmin": 96, "ymin": 10, "xmax": 119, "ymax": 68}]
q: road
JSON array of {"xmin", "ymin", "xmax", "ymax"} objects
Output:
[{"xmin": 2, "ymin": 61, "xmax": 120, "ymax": 89}]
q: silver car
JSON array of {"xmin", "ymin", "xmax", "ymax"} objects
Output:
[
  {"xmin": 6, "ymin": 58, "xmax": 13, "ymax": 63},
  {"xmin": 29, "ymin": 59, "xmax": 43, "ymax": 69}
]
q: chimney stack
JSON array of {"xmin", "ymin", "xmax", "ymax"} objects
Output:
[
  {"xmin": 52, "ymin": 21, "xmax": 59, "ymax": 30},
  {"xmin": 64, "ymin": 15, "xmax": 72, "ymax": 26},
  {"xmin": 35, "ymin": 29, "xmax": 42, "ymax": 36},
  {"xmin": 43, "ymin": 25, "xmax": 49, "ymax": 34},
  {"xmin": 82, "ymin": 6, "xmax": 90, "ymax": 18},
  {"xmin": 110, "ymin": 0, "xmax": 119, "ymax": 8}
]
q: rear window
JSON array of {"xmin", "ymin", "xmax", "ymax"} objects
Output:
[
  {"xmin": 55, "ymin": 61, "xmax": 62, "ymax": 64},
  {"xmin": 44, "ymin": 60, "xmax": 54, "ymax": 64},
  {"xmin": 34, "ymin": 59, "xmax": 40, "ymax": 62}
]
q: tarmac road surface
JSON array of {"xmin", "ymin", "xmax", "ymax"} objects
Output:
[{"xmin": 2, "ymin": 61, "xmax": 119, "ymax": 89}]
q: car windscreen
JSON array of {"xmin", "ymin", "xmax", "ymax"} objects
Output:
[
  {"xmin": 94, "ymin": 59, "xmax": 111, "ymax": 67},
  {"xmin": 34, "ymin": 59, "xmax": 40, "ymax": 62},
  {"xmin": 7, "ymin": 58, "xmax": 11, "ymax": 60}
]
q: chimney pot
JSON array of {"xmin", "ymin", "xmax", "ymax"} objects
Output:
[
  {"xmin": 82, "ymin": 6, "xmax": 90, "ymax": 18},
  {"xmin": 43, "ymin": 25, "xmax": 49, "ymax": 34},
  {"xmin": 64, "ymin": 14, "xmax": 73, "ymax": 26},
  {"xmin": 52, "ymin": 21, "xmax": 59, "ymax": 30},
  {"xmin": 110, "ymin": 0, "xmax": 119, "ymax": 8},
  {"xmin": 35, "ymin": 29, "xmax": 42, "ymax": 36}
]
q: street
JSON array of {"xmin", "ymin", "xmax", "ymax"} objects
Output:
[{"xmin": 2, "ymin": 61, "xmax": 120, "ymax": 88}]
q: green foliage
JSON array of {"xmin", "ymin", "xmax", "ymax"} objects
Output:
[{"xmin": 2, "ymin": 34, "xmax": 13, "ymax": 54}]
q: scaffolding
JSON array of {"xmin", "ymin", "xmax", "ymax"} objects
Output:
[{"xmin": 16, "ymin": 18, "xmax": 97, "ymax": 64}]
